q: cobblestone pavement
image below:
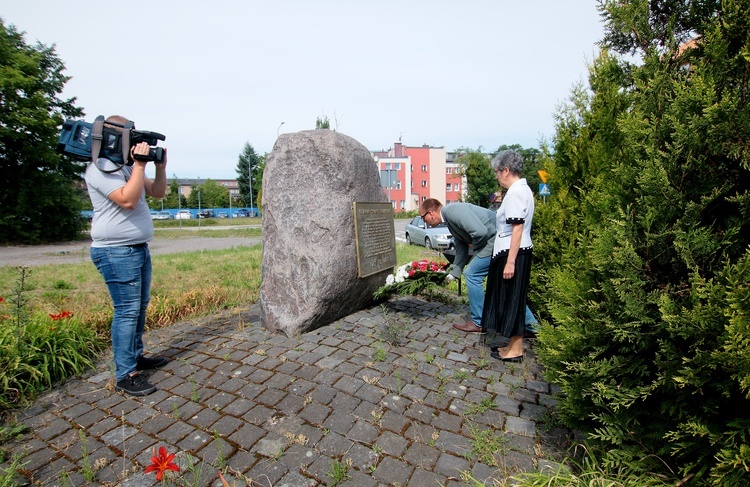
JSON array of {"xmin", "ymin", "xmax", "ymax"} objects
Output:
[{"xmin": 5, "ymin": 297, "xmax": 571, "ymax": 486}]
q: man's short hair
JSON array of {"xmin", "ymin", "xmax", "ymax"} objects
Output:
[{"xmin": 421, "ymin": 198, "xmax": 443, "ymax": 213}]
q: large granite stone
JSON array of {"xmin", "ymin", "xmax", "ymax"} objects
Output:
[{"xmin": 260, "ymin": 130, "xmax": 392, "ymax": 337}]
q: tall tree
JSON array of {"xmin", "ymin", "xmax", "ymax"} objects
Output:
[
  {"xmin": 235, "ymin": 142, "xmax": 261, "ymax": 208},
  {"xmin": 455, "ymin": 148, "xmax": 497, "ymax": 208},
  {"xmin": 0, "ymin": 20, "xmax": 84, "ymax": 243},
  {"xmin": 185, "ymin": 179, "xmax": 228, "ymax": 208},
  {"xmin": 493, "ymin": 144, "xmax": 545, "ymax": 192},
  {"xmin": 536, "ymin": 0, "xmax": 750, "ymax": 483},
  {"xmin": 157, "ymin": 179, "xmax": 185, "ymax": 209}
]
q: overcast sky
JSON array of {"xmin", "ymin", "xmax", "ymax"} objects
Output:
[{"xmin": 3, "ymin": 1, "xmax": 604, "ymax": 179}]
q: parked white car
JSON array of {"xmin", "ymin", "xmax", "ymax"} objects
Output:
[{"xmin": 175, "ymin": 210, "xmax": 192, "ymax": 220}]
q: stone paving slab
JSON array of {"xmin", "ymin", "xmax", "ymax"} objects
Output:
[{"xmin": 3, "ymin": 297, "xmax": 572, "ymax": 486}]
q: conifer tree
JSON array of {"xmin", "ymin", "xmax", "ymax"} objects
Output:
[{"xmin": 536, "ymin": 1, "xmax": 750, "ymax": 482}]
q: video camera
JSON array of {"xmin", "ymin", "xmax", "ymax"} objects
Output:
[{"xmin": 56, "ymin": 115, "xmax": 166, "ymax": 170}]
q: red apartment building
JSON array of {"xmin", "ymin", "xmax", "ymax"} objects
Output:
[{"xmin": 373, "ymin": 142, "xmax": 466, "ymax": 213}]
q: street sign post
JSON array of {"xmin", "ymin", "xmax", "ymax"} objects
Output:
[{"xmin": 539, "ymin": 183, "xmax": 551, "ymax": 203}]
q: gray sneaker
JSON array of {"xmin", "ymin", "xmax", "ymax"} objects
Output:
[{"xmin": 116, "ymin": 374, "xmax": 156, "ymax": 396}]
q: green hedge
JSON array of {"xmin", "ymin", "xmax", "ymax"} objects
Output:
[{"xmin": 534, "ymin": 2, "xmax": 750, "ymax": 484}]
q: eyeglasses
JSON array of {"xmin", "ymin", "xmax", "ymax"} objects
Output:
[{"xmin": 421, "ymin": 210, "xmax": 430, "ymax": 220}]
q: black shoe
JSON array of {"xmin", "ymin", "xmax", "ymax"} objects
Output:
[
  {"xmin": 116, "ymin": 374, "xmax": 157, "ymax": 396},
  {"xmin": 136, "ymin": 354, "xmax": 169, "ymax": 371},
  {"xmin": 490, "ymin": 351, "xmax": 523, "ymax": 363}
]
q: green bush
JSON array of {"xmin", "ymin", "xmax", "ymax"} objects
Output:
[
  {"xmin": 0, "ymin": 270, "xmax": 105, "ymax": 416},
  {"xmin": 535, "ymin": 1, "xmax": 750, "ymax": 484}
]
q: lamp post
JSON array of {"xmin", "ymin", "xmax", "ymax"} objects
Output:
[
  {"xmin": 249, "ymin": 175, "xmax": 254, "ymax": 218},
  {"xmin": 277, "ymin": 121, "xmax": 285, "ymax": 137},
  {"xmin": 248, "ymin": 153, "xmax": 255, "ymax": 217}
]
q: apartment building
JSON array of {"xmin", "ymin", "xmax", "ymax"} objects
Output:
[{"xmin": 373, "ymin": 142, "xmax": 466, "ymax": 213}]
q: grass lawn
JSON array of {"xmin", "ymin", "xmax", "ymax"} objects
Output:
[{"xmin": 0, "ymin": 241, "xmax": 448, "ymax": 334}]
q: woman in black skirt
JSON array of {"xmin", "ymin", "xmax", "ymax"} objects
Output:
[{"xmin": 481, "ymin": 150, "xmax": 535, "ymax": 362}]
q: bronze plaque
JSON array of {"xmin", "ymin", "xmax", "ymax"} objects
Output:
[{"xmin": 353, "ymin": 202, "xmax": 397, "ymax": 278}]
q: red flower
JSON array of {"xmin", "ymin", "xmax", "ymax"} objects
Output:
[
  {"xmin": 49, "ymin": 310, "xmax": 73, "ymax": 321},
  {"xmin": 144, "ymin": 446, "xmax": 179, "ymax": 481},
  {"xmin": 0, "ymin": 297, "xmax": 4, "ymax": 303}
]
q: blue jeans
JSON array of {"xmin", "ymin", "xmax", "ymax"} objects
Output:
[
  {"xmin": 463, "ymin": 254, "xmax": 491, "ymax": 326},
  {"xmin": 525, "ymin": 306, "xmax": 538, "ymax": 332},
  {"xmin": 91, "ymin": 245, "xmax": 151, "ymax": 381}
]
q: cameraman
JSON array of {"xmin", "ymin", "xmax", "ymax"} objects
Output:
[{"xmin": 84, "ymin": 115, "xmax": 169, "ymax": 396}]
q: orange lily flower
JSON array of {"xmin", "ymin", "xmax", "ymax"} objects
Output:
[{"xmin": 144, "ymin": 446, "xmax": 179, "ymax": 481}]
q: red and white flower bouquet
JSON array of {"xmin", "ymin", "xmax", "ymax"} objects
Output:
[{"xmin": 374, "ymin": 259, "xmax": 451, "ymax": 300}]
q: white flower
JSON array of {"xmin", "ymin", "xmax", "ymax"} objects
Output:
[
  {"xmin": 386, "ymin": 275, "xmax": 395, "ymax": 286},
  {"xmin": 395, "ymin": 264, "xmax": 409, "ymax": 279}
]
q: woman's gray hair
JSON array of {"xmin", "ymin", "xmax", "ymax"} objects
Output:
[{"xmin": 491, "ymin": 150, "xmax": 524, "ymax": 175}]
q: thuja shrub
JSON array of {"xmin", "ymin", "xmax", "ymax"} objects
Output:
[{"xmin": 535, "ymin": 1, "xmax": 750, "ymax": 483}]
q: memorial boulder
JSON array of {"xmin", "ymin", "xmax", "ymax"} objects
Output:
[{"xmin": 260, "ymin": 130, "xmax": 394, "ymax": 337}]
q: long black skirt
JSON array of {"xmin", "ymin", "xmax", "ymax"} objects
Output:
[{"xmin": 480, "ymin": 248, "xmax": 533, "ymax": 341}]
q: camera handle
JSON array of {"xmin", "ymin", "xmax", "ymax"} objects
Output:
[
  {"xmin": 90, "ymin": 116, "xmax": 105, "ymax": 165},
  {"xmin": 90, "ymin": 115, "xmax": 138, "ymax": 174},
  {"xmin": 91, "ymin": 115, "xmax": 138, "ymax": 172}
]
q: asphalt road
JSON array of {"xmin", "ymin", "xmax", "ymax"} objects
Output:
[{"xmin": 0, "ymin": 220, "xmax": 410, "ymax": 268}]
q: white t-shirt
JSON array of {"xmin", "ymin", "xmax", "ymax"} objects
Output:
[
  {"xmin": 85, "ymin": 160, "xmax": 154, "ymax": 247},
  {"xmin": 493, "ymin": 178, "xmax": 534, "ymax": 255}
]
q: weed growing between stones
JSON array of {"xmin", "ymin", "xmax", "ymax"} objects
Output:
[
  {"xmin": 465, "ymin": 396, "xmax": 498, "ymax": 418},
  {"xmin": 379, "ymin": 304, "xmax": 409, "ymax": 346},
  {"xmin": 189, "ymin": 376, "xmax": 200, "ymax": 402},
  {"xmin": 78, "ymin": 430, "xmax": 96, "ymax": 482},
  {"xmin": 326, "ymin": 458, "xmax": 352, "ymax": 485},
  {"xmin": 371, "ymin": 344, "xmax": 388, "ymax": 362},
  {"xmin": 0, "ymin": 451, "xmax": 27, "ymax": 486},
  {"xmin": 212, "ymin": 431, "xmax": 227, "ymax": 470},
  {"xmin": 468, "ymin": 423, "xmax": 509, "ymax": 467},
  {"xmin": 171, "ymin": 401, "xmax": 182, "ymax": 419}
]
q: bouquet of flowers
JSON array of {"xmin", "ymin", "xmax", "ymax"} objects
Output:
[{"xmin": 374, "ymin": 259, "xmax": 451, "ymax": 300}]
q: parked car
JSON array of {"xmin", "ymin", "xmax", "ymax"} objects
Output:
[
  {"xmin": 175, "ymin": 210, "xmax": 192, "ymax": 220},
  {"xmin": 217, "ymin": 211, "xmax": 229, "ymax": 219},
  {"xmin": 404, "ymin": 216, "xmax": 454, "ymax": 250},
  {"xmin": 196, "ymin": 209, "xmax": 215, "ymax": 219},
  {"xmin": 153, "ymin": 211, "xmax": 173, "ymax": 220},
  {"xmin": 233, "ymin": 209, "xmax": 250, "ymax": 218}
]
